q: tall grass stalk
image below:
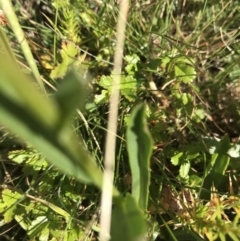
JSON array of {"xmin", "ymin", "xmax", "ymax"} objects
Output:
[{"xmin": 99, "ymin": 1, "xmax": 129, "ymax": 240}]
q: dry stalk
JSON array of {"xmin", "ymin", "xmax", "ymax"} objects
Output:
[{"xmin": 99, "ymin": 1, "xmax": 129, "ymax": 240}]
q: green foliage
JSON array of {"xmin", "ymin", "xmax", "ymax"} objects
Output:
[
  {"xmin": 152, "ymin": 49, "xmax": 196, "ymax": 83},
  {"xmin": 0, "ymin": 25, "xmax": 149, "ymax": 241},
  {"xmin": 1, "ymin": 147, "xmax": 95, "ymax": 240},
  {"xmin": 111, "ymin": 195, "xmax": 147, "ymax": 241},
  {"xmin": 50, "ymin": 42, "xmax": 80, "ymax": 79},
  {"xmin": 0, "ymin": 0, "xmax": 46, "ymax": 94},
  {"xmin": 170, "ymin": 144, "xmax": 200, "ymax": 181},
  {"xmin": 200, "ymin": 135, "xmax": 231, "ymax": 200},
  {"xmin": 0, "ymin": 189, "xmax": 24, "ymax": 223},
  {"xmin": 94, "ymin": 54, "xmax": 141, "ymax": 104},
  {"xmin": 126, "ymin": 104, "xmax": 153, "ymax": 211},
  {"xmin": 0, "ymin": 29, "xmax": 103, "ymax": 186},
  {"xmin": 1, "ymin": 0, "xmax": 240, "ymax": 240}
]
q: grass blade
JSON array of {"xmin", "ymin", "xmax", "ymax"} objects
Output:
[{"xmin": 0, "ymin": 0, "xmax": 46, "ymax": 94}]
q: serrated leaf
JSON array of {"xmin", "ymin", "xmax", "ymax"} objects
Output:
[
  {"xmin": 50, "ymin": 63, "xmax": 69, "ymax": 79},
  {"xmin": 94, "ymin": 89, "xmax": 109, "ymax": 104},
  {"xmin": 124, "ymin": 55, "xmax": 140, "ymax": 74},
  {"xmin": 121, "ymin": 76, "xmax": 136, "ymax": 89},
  {"xmin": 124, "ymin": 54, "xmax": 140, "ymax": 65},
  {"xmin": 98, "ymin": 76, "xmax": 113, "ymax": 90},
  {"xmin": 61, "ymin": 42, "xmax": 78, "ymax": 62},
  {"xmin": 121, "ymin": 88, "xmax": 136, "ymax": 102},
  {"xmin": 40, "ymin": 54, "xmax": 54, "ymax": 70},
  {"xmin": 1, "ymin": 189, "xmax": 24, "ymax": 223},
  {"xmin": 111, "ymin": 194, "xmax": 147, "ymax": 241},
  {"xmin": 2, "ymin": 189, "xmax": 23, "ymax": 207},
  {"xmin": 9, "ymin": 149, "xmax": 48, "ymax": 171},
  {"xmin": 174, "ymin": 63, "xmax": 196, "ymax": 83},
  {"xmin": 126, "ymin": 104, "xmax": 153, "ymax": 210},
  {"xmin": 4, "ymin": 205, "xmax": 17, "ymax": 223},
  {"xmin": 160, "ymin": 56, "xmax": 171, "ymax": 68},
  {"xmin": 0, "ymin": 202, "xmax": 6, "ymax": 213},
  {"xmin": 120, "ymin": 76, "xmax": 137, "ymax": 101}
]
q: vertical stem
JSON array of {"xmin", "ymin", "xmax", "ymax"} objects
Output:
[
  {"xmin": 99, "ymin": 1, "xmax": 129, "ymax": 241},
  {"xmin": 0, "ymin": 0, "xmax": 47, "ymax": 95}
]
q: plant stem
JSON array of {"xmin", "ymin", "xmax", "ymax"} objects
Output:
[{"xmin": 99, "ymin": 1, "xmax": 129, "ymax": 241}]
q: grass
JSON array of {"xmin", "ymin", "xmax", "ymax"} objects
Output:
[{"xmin": 1, "ymin": 0, "xmax": 240, "ymax": 240}]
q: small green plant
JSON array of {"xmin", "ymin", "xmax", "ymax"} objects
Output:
[{"xmin": 94, "ymin": 54, "xmax": 141, "ymax": 104}]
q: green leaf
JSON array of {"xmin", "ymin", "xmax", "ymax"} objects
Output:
[
  {"xmin": 62, "ymin": 224, "xmax": 83, "ymax": 241},
  {"xmin": 181, "ymin": 93, "xmax": 189, "ymax": 105},
  {"xmin": 124, "ymin": 54, "xmax": 140, "ymax": 74},
  {"xmin": 189, "ymin": 175, "xmax": 202, "ymax": 187},
  {"xmin": 50, "ymin": 63, "xmax": 69, "ymax": 79},
  {"xmin": 193, "ymin": 108, "xmax": 205, "ymax": 122},
  {"xmin": 27, "ymin": 216, "xmax": 48, "ymax": 239},
  {"xmin": 120, "ymin": 76, "xmax": 136, "ymax": 90},
  {"xmin": 99, "ymin": 76, "xmax": 113, "ymax": 90},
  {"xmin": 120, "ymin": 76, "xmax": 137, "ymax": 102},
  {"xmin": 94, "ymin": 89, "xmax": 109, "ymax": 104},
  {"xmin": 185, "ymin": 149, "xmax": 199, "ymax": 159},
  {"xmin": 9, "ymin": 149, "xmax": 49, "ymax": 171},
  {"xmin": 160, "ymin": 56, "xmax": 171, "ymax": 69},
  {"xmin": 126, "ymin": 104, "xmax": 153, "ymax": 210},
  {"xmin": 229, "ymin": 69, "xmax": 240, "ymax": 80},
  {"xmin": 54, "ymin": 71, "xmax": 89, "ymax": 126},
  {"xmin": 179, "ymin": 161, "xmax": 190, "ymax": 179},
  {"xmin": 38, "ymin": 226, "xmax": 50, "ymax": 241},
  {"xmin": 200, "ymin": 134, "xmax": 231, "ymax": 200},
  {"xmin": 228, "ymin": 143, "xmax": 240, "ymax": 158},
  {"xmin": 124, "ymin": 54, "xmax": 140, "ymax": 65},
  {"xmin": 1, "ymin": 189, "xmax": 24, "ymax": 223},
  {"xmin": 2, "ymin": 189, "xmax": 23, "ymax": 207},
  {"xmin": 50, "ymin": 41, "xmax": 79, "ymax": 80},
  {"xmin": 171, "ymin": 152, "xmax": 183, "ymax": 166},
  {"xmin": 174, "ymin": 63, "xmax": 196, "ymax": 83},
  {"xmin": 147, "ymin": 58, "xmax": 162, "ymax": 71},
  {"xmin": 4, "ymin": 205, "xmax": 17, "ymax": 223},
  {"xmin": 0, "ymin": 46, "xmax": 103, "ymax": 188},
  {"xmin": 15, "ymin": 214, "xmax": 29, "ymax": 230},
  {"xmin": 111, "ymin": 194, "xmax": 147, "ymax": 241},
  {"xmin": 60, "ymin": 42, "xmax": 79, "ymax": 63},
  {"xmin": 121, "ymin": 88, "xmax": 136, "ymax": 102}
]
